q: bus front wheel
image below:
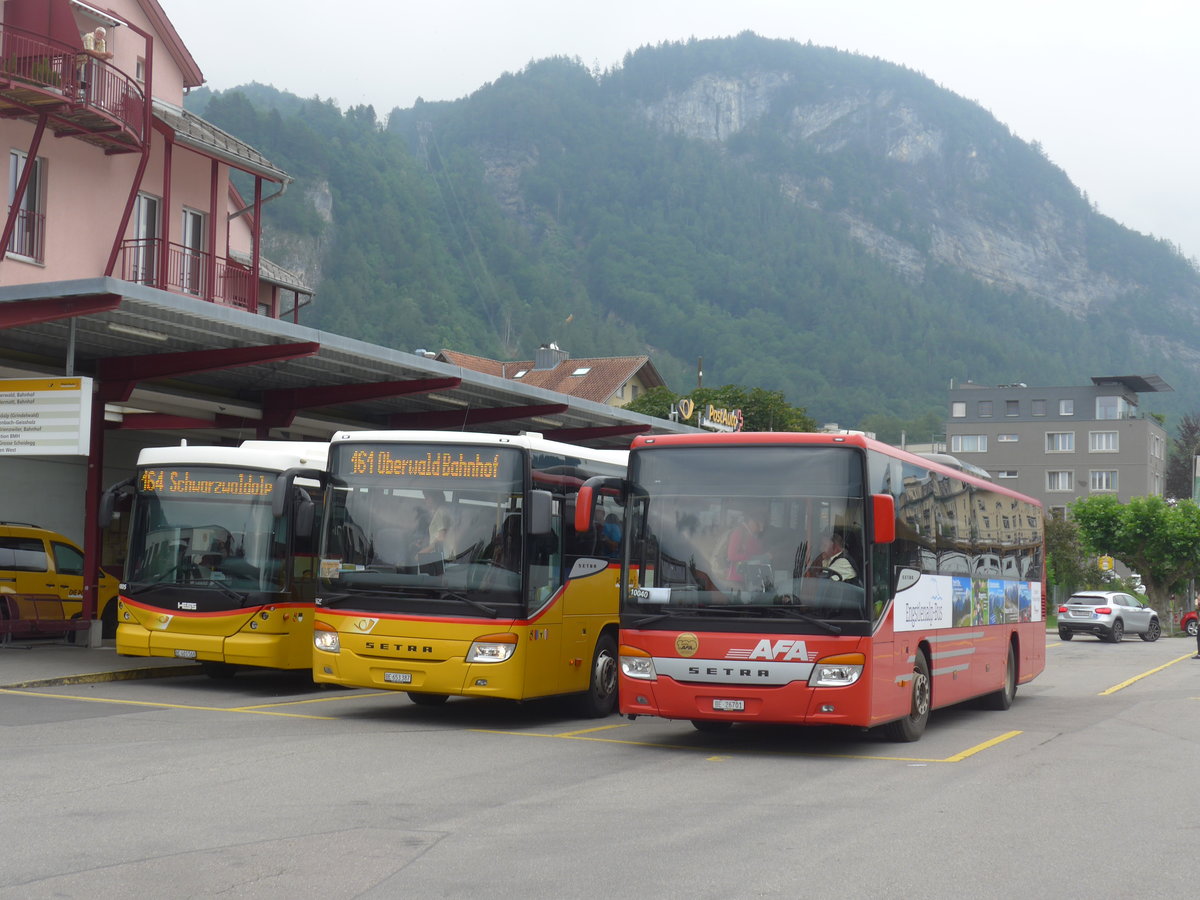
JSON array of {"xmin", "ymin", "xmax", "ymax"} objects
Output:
[
  {"xmin": 408, "ymin": 692, "xmax": 449, "ymax": 706},
  {"xmin": 883, "ymin": 652, "xmax": 930, "ymax": 742},
  {"xmin": 576, "ymin": 633, "xmax": 618, "ymax": 718}
]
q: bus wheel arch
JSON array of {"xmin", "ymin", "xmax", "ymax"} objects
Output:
[
  {"xmin": 576, "ymin": 629, "xmax": 618, "ymax": 718},
  {"xmin": 882, "ymin": 645, "xmax": 931, "ymax": 742}
]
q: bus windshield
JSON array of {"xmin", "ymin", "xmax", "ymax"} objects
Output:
[
  {"xmin": 625, "ymin": 445, "xmax": 868, "ymax": 627},
  {"xmin": 126, "ymin": 466, "xmax": 284, "ymax": 594},
  {"xmin": 318, "ymin": 444, "xmax": 528, "ymax": 618}
]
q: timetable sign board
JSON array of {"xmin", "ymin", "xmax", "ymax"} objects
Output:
[{"xmin": 0, "ymin": 377, "xmax": 93, "ymax": 456}]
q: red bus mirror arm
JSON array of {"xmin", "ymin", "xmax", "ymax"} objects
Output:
[{"xmin": 872, "ymin": 493, "xmax": 896, "ymax": 544}]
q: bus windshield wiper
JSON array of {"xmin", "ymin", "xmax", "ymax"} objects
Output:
[
  {"xmin": 442, "ymin": 591, "xmax": 498, "ymax": 618},
  {"xmin": 763, "ymin": 605, "xmax": 843, "ymax": 634},
  {"xmin": 321, "ymin": 586, "xmax": 498, "ymax": 618}
]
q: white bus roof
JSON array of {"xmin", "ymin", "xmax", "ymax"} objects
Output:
[
  {"xmin": 137, "ymin": 441, "xmax": 328, "ymax": 472},
  {"xmin": 329, "ymin": 430, "xmax": 628, "ymax": 467}
]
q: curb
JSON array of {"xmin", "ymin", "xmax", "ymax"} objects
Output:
[{"xmin": 0, "ymin": 663, "xmax": 202, "ymax": 690}]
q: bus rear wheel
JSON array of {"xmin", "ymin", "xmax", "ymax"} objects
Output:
[
  {"xmin": 883, "ymin": 652, "xmax": 930, "ymax": 742},
  {"xmin": 981, "ymin": 643, "xmax": 1017, "ymax": 710},
  {"xmin": 575, "ymin": 633, "xmax": 618, "ymax": 718}
]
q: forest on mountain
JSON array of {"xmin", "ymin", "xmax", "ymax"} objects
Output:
[{"xmin": 188, "ymin": 33, "xmax": 1200, "ymax": 438}]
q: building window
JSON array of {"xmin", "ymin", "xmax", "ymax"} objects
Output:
[
  {"xmin": 951, "ymin": 401, "xmax": 966, "ymax": 418},
  {"xmin": 950, "ymin": 434, "xmax": 987, "ymax": 453},
  {"xmin": 997, "ymin": 470, "xmax": 1018, "ymax": 479},
  {"xmin": 1089, "ymin": 431, "xmax": 1118, "ymax": 452},
  {"xmin": 997, "ymin": 434, "xmax": 1019, "ymax": 442},
  {"xmin": 1005, "ymin": 400, "xmax": 1019, "ymax": 416},
  {"xmin": 1151, "ymin": 435, "xmax": 1165, "ymax": 459},
  {"xmin": 571, "ymin": 367, "xmax": 592, "ymax": 376},
  {"xmin": 1046, "ymin": 432, "xmax": 1075, "ymax": 452},
  {"xmin": 978, "ymin": 401, "xmax": 993, "ymax": 417},
  {"xmin": 631, "ymin": 385, "xmax": 640, "ymax": 401},
  {"xmin": 1096, "ymin": 395, "xmax": 1131, "ymax": 420},
  {"xmin": 1059, "ymin": 399, "xmax": 1074, "ymax": 416},
  {"xmin": 512, "ymin": 370, "xmax": 527, "ymax": 379},
  {"xmin": 1032, "ymin": 399, "xmax": 1047, "ymax": 416},
  {"xmin": 130, "ymin": 192, "xmax": 160, "ymax": 283},
  {"xmin": 1090, "ymin": 470, "xmax": 1118, "ymax": 492},
  {"xmin": 136, "ymin": 57, "xmax": 146, "ymax": 83},
  {"xmin": 1047, "ymin": 471, "xmax": 1073, "ymax": 492},
  {"xmin": 179, "ymin": 208, "xmax": 206, "ymax": 295},
  {"xmin": 1049, "ymin": 506, "xmax": 1067, "ymax": 520},
  {"xmin": 7, "ymin": 150, "xmax": 45, "ymax": 262}
]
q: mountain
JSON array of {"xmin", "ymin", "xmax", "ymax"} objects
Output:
[{"xmin": 187, "ymin": 33, "xmax": 1200, "ymax": 432}]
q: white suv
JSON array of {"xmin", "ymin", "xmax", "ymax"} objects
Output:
[{"xmin": 1057, "ymin": 591, "xmax": 1160, "ymax": 643}]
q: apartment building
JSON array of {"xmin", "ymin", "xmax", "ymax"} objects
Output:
[
  {"xmin": 945, "ymin": 376, "xmax": 1170, "ymax": 516},
  {"xmin": 1, "ymin": 0, "xmax": 309, "ymax": 313}
]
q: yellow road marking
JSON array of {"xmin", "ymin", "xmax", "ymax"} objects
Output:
[
  {"xmin": 555, "ymin": 723, "xmax": 629, "ymax": 737},
  {"xmin": 0, "ymin": 688, "xmax": 336, "ymax": 720},
  {"xmin": 1099, "ymin": 653, "xmax": 1194, "ymax": 695},
  {"xmin": 236, "ymin": 691, "xmax": 394, "ymax": 710},
  {"xmin": 473, "ymin": 726, "xmax": 1023, "ymax": 763}
]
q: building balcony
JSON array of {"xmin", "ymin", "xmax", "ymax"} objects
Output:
[
  {"xmin": 0, "ymin": 24, "xmax": 144, "ymax": 153},
  {"xmin": 119, "ymin": 239, "xmax": 256, "ymax": 312}
]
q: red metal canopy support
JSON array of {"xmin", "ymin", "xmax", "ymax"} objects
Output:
[
  {"xmin": 0, "ymin": 293, "xmax": 122, "ymax": 328},
  {"xmin": 94, "ymin": 341, "xmax": 321, "ymax": 403},
  {"xmin": 389, "ymin": 403, "xmax": 570, "ymax": 430},
  {"xmin": 257, "ymin": 376, "xmax": 463, "ymax": 435}
]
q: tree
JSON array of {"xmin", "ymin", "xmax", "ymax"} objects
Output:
[
  {"xmin": 1043, "ymin": 514, "xmax": 1098, "ymax": 599},
  {"xmin": 1165, "ymin": 412, "xmax": 1200, "ymax": 500},
  {"xmin": 623, "ymin": 383, "xmax": 817, "ymax": 432},
  {"xmin": 1069, "ymin": 494, "xmax": 1200, "ymax": 611}
]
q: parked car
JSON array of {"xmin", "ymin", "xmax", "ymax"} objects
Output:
[
  {"xmin": 0, "ymin": 522, "xmax": 119, "ymax": 638},
  {"xmin": 1057, "ymin": 591, "xmax": 1160, "ymax": 643},
  {"xmin": 1181, "ymin": 610, "xmax": 1199, "ymax": 637}
]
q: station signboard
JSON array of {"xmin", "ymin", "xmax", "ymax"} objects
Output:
[{"xmin": 0, "ymin": 377, "xmax": 93, "ymax": 456}]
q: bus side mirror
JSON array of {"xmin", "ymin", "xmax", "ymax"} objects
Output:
[
  {"xmin": 99, "ymin": 476, "xmax": 135, "ymax": 528},
  {"xmin": 273, "ymin": 467, "xmax": 325, "ymax": 518},
  {"xmin": 575, "ymin": 484, "xmax": 595, "ymax": 533},
  {"xmin": 528, "ymin": 489, "xmax": 553, "ymax": 535},
  {"xmin": 872, "ymin": 494, "xmax": 895, "ymax": 544}
]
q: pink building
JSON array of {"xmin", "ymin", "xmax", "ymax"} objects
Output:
[{"xmin": 0, "ymin": 0, "xmax": 309, "ymax": 315}]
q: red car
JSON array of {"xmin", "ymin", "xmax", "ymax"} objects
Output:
[{"xmin": 1182, "ymin": 611, "xmax": 1199, "ymax": 637}]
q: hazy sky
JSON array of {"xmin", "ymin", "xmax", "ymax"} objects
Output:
[{"xmin": 160, "ymin": 0, "xmax": 1200, "ymax": 262}]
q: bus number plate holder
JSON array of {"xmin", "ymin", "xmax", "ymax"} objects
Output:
[
  {"xmin": 384, "ymin": 672, "xmax": 412, "ymax": 684},
  {"xmin": 713, "ymin": 699, "xmax": 744, "ymax": 711}
]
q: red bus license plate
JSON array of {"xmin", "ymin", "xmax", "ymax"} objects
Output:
[{"xmin": 712, "ymin": 699, "xmax": 744, "ymax": 711}]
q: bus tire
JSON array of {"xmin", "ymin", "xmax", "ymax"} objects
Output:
[
  {"xmin": 408, "ymin": 692, "xmax": 449, "ymax": 706},
  {"xmin": 981, "ymin": 643, "xmax": 1017, "ymax": 711},
  {"xmin": 200, "ymin": 662, "xmax": 238, "ymax": 680},
  {"xmin": 101, "ymin": 598, "xmax": 118, "ymax": 639},
  {"xmin": 576, "ymin": 633, "xmax": 618, "ymax": 718},
  {"xmin": 883, "ymin": 651, "xmax": 930, "ymax": 742}
]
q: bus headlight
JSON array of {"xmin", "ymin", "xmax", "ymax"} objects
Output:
[
  {"xmin": 467, "ymin": 633, "xmax": 517, "ymax": 663},
  {"xmin": 313, "ymin": 623, "xmax": 340, "ymax": 653},
  {"xmin": 619, "ymin": 647, "xmax": 657, "ymax": 681},
  {"xmin": 810, "ymin": 653, "xmax": 865, "ymax": 687}
]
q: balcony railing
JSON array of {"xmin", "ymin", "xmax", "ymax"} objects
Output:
[
  {"xmin": 120, "ymin": 239, "xmax": 255, "ymax": 311},
  {"xmin": 5, "ymin": 205, "xmax": 45, "ymax": 262},
  {"xmin": 0, "ymin": 24, "xmax": 145, "ymax": 145}
]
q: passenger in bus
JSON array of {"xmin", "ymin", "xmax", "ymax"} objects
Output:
[
  {"xmin": 599, "ymin": 514, "xmax": 622, "ymax": 558},
  {"xmin": 418, "ymin": 492, "xmax": 454, "ymax": 560},
  {"xmin": 808, "ymin": 529, "xmax": 859, "ymax": 583},
  {"xmin": 725, "ymin": 512, "xmax": 766, "ymax": 583}
]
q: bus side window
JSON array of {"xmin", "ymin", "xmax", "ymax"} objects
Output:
[{"xmin": 529, "ymin": 506, "xmax": 563, "ymax": 610}]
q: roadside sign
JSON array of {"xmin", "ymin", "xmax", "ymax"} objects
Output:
[{"xmin": 0, "ymin": 377, "xmax": 93, "ymax": 456}]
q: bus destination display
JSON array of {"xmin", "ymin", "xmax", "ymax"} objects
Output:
[
  {"xmin": 346, "ymin": 446, "xmax": 509, "ymax": 480},
  {"xmin": 139, "ymin": 467, "xmax": 274, "ymax": 497}
]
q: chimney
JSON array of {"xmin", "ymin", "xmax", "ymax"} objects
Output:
[{"xmin": 534, "ymin": 342, "xmax": 569, "ymax": 370}]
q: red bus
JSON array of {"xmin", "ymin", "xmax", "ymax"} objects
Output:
[{"xmin": 575, "ymin": 432, "xmax": 1045, "ymax": 741}]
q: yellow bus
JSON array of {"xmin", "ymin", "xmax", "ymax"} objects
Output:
[
  {"xmin": 111, "ymin": 441, "xmax": 327, "ymax": 676},
  {"xmin": 310, "ymin": 431, "xmax": 628, "ymax": 716}
]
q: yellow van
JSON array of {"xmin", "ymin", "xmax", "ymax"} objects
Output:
[{"xmin": 0, "ymin": 522, "xmax": 120, "ymax": 638}]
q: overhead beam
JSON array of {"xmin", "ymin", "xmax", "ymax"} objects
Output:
[
  {"xmin": 389, "ymin": 403, "xmax": 570, "ymax": 430},
  {"xmin": 0, "ymin": 293, "xmax": 122, "ymax": 329},
  {"xmin": 541, "ymin": 424, "xmax": 650, "ymax": 443},
  {"xmin": 95, "ymin": 341, "xmax": 321, "ymax": 403},
  {"xmin": 258, "ymin": 376, "xmax": 464, "ymax": 434}
]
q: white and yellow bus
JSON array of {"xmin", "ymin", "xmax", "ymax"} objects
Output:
[
  {"xmin": 112, "ymin": 441, "xmax": 327, "ymax": 676},
  {"xmin": 311, "ymin": 431, "xmax": 628, "ymax": 716}
]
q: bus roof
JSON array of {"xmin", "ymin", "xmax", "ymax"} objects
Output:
[
  {"xmin": 329, "ymin": 430, "xmax": 628, "ymax": 467},
  {"xmin": 629, "ymin": 431, "xmax": 1039, "ymax": 508},
  {"xmin": 137, "ymin": 441, "xmax": 328, "ymax": 472}
]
